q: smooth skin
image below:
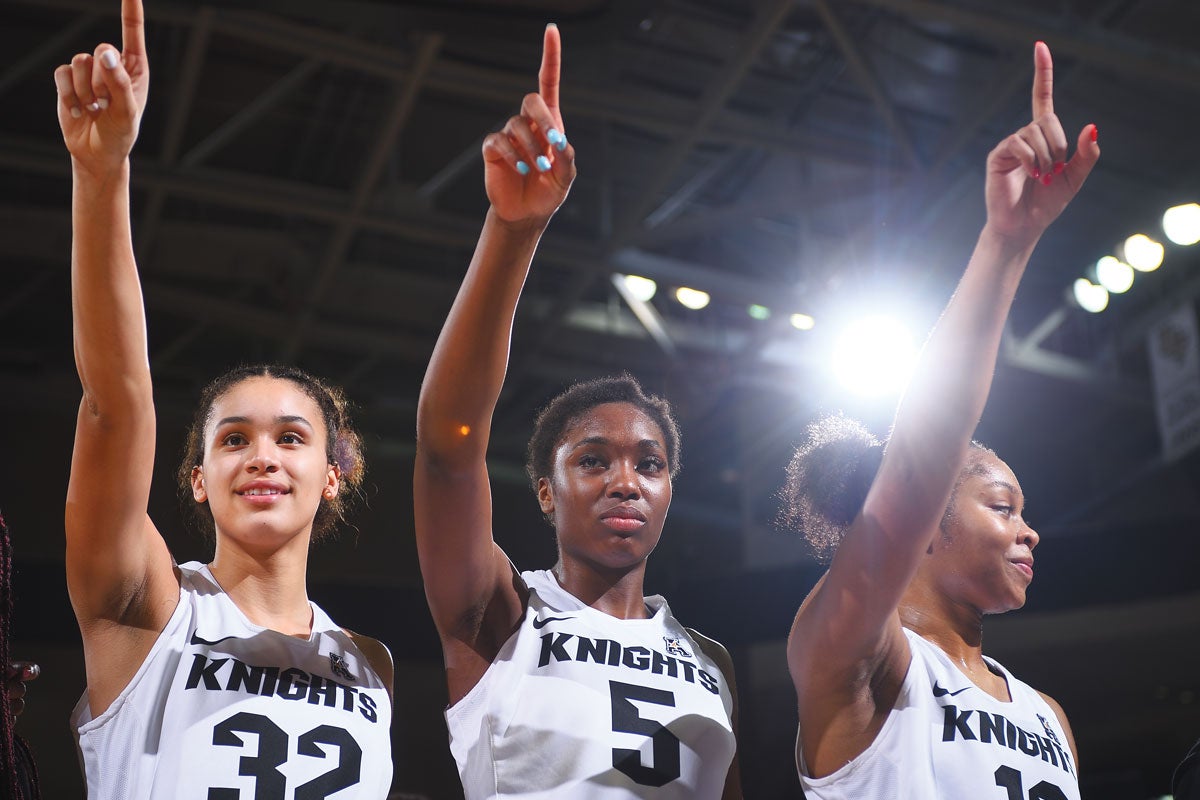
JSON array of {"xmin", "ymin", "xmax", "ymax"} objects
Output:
[
  {"xmin": 56, "ymin": 0, "xmax": 391, "ymax": 719},
  {"xmin": 788, "ymin": 41, "xmax": 1096, "ymax": 780},
  {"xmin": 414, "ymin": 25, "xmax": 741, "ymax": 798}
]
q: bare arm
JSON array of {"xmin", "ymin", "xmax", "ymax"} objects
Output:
[
  {"xmin": 55, "ymin": 0, "xmax": 178, "ymax": 709},
  {"xmin": 789, "ymin": 42, "xmax": 1099, "ymax": 774},
  {"xmin": 413, "ymin": 25, "xmax": 576, "ymax": 701}
]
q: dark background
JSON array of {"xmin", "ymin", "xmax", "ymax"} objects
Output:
[{"xmin": 3, "ymin": 0, "xmax": 1200, "ymax": 796}]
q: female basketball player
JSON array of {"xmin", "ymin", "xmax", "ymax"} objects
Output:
[
  {"xmin": 414, "ymin": 25, "xmax": 742, "ymax": 799},
  {"xmin": 783, "ymin": 42, "xmax": 1098, "ymax": 799},
  {"xmin": 1, "ymin": 510, "xmax": 40, "ymax": 800},
  {"xmin": 54, "ymin": 2, "xmax": 392, "ymax": 796}
]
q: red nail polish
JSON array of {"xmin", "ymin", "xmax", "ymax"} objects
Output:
[
  {"xmin": 1041, "ymin": 173, "xmax": 1053, "ymax": 186},
  {"xmin": 1031, "ymin": 167, "xmax": 1041, "ymax": 180},
  {"xmin": 1054, "ymin": 161, "xmax": 1065, "ymax": 174},
  {"xmin": 1090, "ymin": 125, "xmax": 1098, "ymax": 143}
]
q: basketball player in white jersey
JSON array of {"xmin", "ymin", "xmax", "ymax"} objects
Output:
[
  {"xmin": 414, "ymin": 25, "xmax": 741, "ymax": 799},
  {"xmin": 782, "ymin": 43, "xmax": 1098, "ymax": 799},
  {"xmin": 54, "ymin": 2, "xmax": 393, "ymax": 795}
]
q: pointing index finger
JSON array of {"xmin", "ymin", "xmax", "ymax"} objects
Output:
[
  {"xmin": 1032, "ymin": 40, "xmax": 1054, "ymax": 119},
  {"xmin": 539, "ymin": 23, "xmax": 561, "ymax": 114},
  {"xmin": 122, "ymin": 0, "xmax": 147, "ymax": 57}
]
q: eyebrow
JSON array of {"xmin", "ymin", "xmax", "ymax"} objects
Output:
[
  {"xmin": 215, "ymin": 414, "xmax": 315, "ymax": 430},
  {"xmin": 984, "ymin": 480, "xmax": 1021, "ymax": 497},
  {"xmin": 570, "ymin": 436, "xmax": 664, "ymax": 450}
]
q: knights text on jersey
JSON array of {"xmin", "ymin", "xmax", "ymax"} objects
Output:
[
  {"xmin": 798, "ymin": 627, "xmax": 1079, "ymax": 800},
  {"xmin": 72, "ymin": 562, "xmax": 393, "ymax": 799},
  {"xmin": 446, "ymin": 569, "xmax": 736, "ymax": 799}
]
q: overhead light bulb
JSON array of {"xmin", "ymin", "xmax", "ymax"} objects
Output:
[
  {"xmin": 1123, "ymin": 233, "xmax": 1164, "ymax": 272},
  {"xmin": 1163, "ymin": 203, "xmax": 1200, "ymax": 246},
  {"xmin": 620, "ymin": 274, "xmax": 657, "ymax": 302},
  {"xmin": 789, "ymin": 313, "xmax": 815, "ymax": 331},
  {"xmin": 1072, "ymin": 278, "xmax": 1109, "ymax": 313},
  {"xmin": 1095, "ymin": 256, "xmax": 1134, "ymax": 294},
  {"xmin": 675, "ymin": 287, "xmax": 710, "ymax": 310}
]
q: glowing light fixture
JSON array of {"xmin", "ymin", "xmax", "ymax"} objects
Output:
[
  {"xmin": 1072, "ymin": 278, "xmax": 1109, "ymax": 313},
  {"xmin": 675, "ymin": 287, "xmax": 710, "ymax": 310},
  {"xmin": 748, "ymin": 304, "xmax": 771, "ymax": 320},
  {"xmin": 1095, "ymin": 256, "xmax": 1134, "ymax": 294},
  {"xmin": 1163, "ymin": 203, "xmax": 1200, "ymax": 246},
  {"xmin": 831, "ymin": 315, "xmax": 917, "ymax": 397},
  {"xmin": 789, "ymin": 313, "xmax": 815, "ymax": 331},
  {"xmin": 1123, "ymin": 234, "xmax": 1164, "ymax": 272},
  {"xmin": 620, "ymin": 274, "xmax": 658, "ymax": 302}
]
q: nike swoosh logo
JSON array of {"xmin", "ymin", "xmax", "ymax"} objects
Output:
[
  {"xmin": 932, "ymin": 681, "xmax": 971, "ymax": 697},
  {"xmin": 531, "ymin": 615, "xmax": 574, "ymax": 629},
  {"xmin": 190, "ymin": 631, "xmax": 240, "ymax": 647}
]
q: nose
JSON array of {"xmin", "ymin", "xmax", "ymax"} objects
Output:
[
  {"xmin": 607, "ymin": 459, "xmax": 641, "ymax": 500},
  {"xmin": 1020, "ymin": 520, "xmax": 1039, "ymax": 549},
  {"xmin": 246, "ymin": 438, "xmax": 280, "ymax": 473}
]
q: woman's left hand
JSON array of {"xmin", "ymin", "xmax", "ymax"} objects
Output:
[
  {"xmin": 984, "ymin": 42, "xmax": 1100, "ymax": 245},
  {"xmin": 6, "ymin": 661, "xmax": 39, "ymax": 724}
]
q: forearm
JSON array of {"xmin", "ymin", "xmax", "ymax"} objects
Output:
[
  {"xmin": 416, "ymin": 208, "xmax": 549, "ymax": 464},
  {"xmin": 881, "ymin": 225, "xmax": 1037, "ymax": 519},
  {"xmin": 70, "ymin": 159, "xmax": 153, "ymax": 417}
]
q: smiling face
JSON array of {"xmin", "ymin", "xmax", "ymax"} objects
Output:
[
  {"xmin": 537, "ymin": 402, "xmax": 673, "ymax": 573},
  {"xmin": 928, "ymin": 451, "xmax": 1040, "ymax": 614},
  {"xmin": 190, "ymin": 376, "xmax": 339, "ymax": 551}
]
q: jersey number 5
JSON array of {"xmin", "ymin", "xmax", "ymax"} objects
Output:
[
  {"xmin": 208, "ymin": 712, "xmax": 362, "ymax": 800},
  {"xmin": 610, "ymin": 680, "xmax": 681, "ymax": 787}
]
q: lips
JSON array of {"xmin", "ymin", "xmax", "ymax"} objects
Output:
[
  {"xmin": 599, "ymin": 505, "xmax": 647, "ymax": 533},
  {"xmin": 236, "ymin": 481, "xmax": 289, "ymax": 501},
  {"xmin": 1009, "ymin": 556, "xmax": 1034, "ymax": 580}
]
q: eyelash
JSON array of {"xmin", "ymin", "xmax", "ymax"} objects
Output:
[{"xmin": 220, "ymin": 432, "xmax": 305, "ymax": 447}]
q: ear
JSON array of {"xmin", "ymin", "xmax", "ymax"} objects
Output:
[
  {"xmin": 191, "ymin": 465, "xmax": 207, "ymax": 503},
  {"xmin": 324, "ymin": 461, "xmax": 342, "ymax": 500},
  {"xmin": 536, "ymin": 476, "xmax": 554, "ymax": 515}
]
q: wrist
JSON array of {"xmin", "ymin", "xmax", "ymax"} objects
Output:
[
  {"xmin": 979, "ymin": 222, "xmax": 1040, "ymax": 260},
  {"xmin": 71, "ymin": 156, "xmax": 131, "ymax": 189},
  {"xmin": 487, "ymin": 206, "xmax": 552, "ymax": 239}
]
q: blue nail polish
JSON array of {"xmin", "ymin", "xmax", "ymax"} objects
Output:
[
  {"xmin": 536, "ymin": 155, "xmax": 551, "ymax": 172},
  {"xmin": 516, "ymin": 160, "xmax": 530, "ymax": 176},
  {"xmin": 547, "ymin": 128, "xmax": 563, "ymax": 146},
  {"xmin": 554, "ymin": 135, "xmax": 567, "ymax": 152}
]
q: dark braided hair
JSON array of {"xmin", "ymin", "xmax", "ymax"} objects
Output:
[
  {"xmin": 779, "ymin": 414, "xmax": 995, "ymax": 562},
  {"xmin": 525, "ymin": 374, "xmax": 681, "ymax": 524},
  {"xmin": 0, "ymin": 511, "xmax": 40, "ymax": 800},
  {"xmin": 176, "ymin": 365, "xmax": 366, "ymax": 542}
]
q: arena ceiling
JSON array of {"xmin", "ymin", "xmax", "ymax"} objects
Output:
[{"xmin": 3, "ymin": 1, "xmax": 1200, "ymax": 797}]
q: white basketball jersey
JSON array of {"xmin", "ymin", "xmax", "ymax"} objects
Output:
[
  {"xmin": 72, "ymin": 562, "xmax": 393, "ymax": 799},
  {"xmin": 446, "ymin": 570, "xmax": 736, "ymax": 799},
  {"xmin": 799, "ymin": 627, "xmax": 1080, "ymax": 800}
]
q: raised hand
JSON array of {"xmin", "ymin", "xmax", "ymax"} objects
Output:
[
  {"xmin": 985, "ymin": 41, "xmax": 1100, "ymax": 243},
  {"xmin": 54, "ymin": 0, "xmax": 149, "ymax": 173},
  {"xmin": 482, "ymin": 23, "xmax": 577, "ymax": 224}
]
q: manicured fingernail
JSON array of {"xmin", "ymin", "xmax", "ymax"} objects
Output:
[
  {"xmin": 554, "ymin": 135, "xmax": 567, "ymax": 152},
  {"xmin": 1041, "ymin": 173, "xmax": 1053, "ymax": 186},
  {"xmin": 1030, "ymin": 167, "xmax": 1040, "ymax": 179},
  {"xmin": 22, "ymin": 664, "xmax": 39, "ymax": 680},
  {"xmin": 1091, "ymin": 125, "xmax": 1098, "ymax": 142},
  {"xmin": 86, "ymin": 101, "xmax": 100, "ymax": 112},
  {"xmin": 1054, "ymin": 161, "xmax": 1064, "ymax": 174},
  {"xmin": 536, "ymin": 155, "xmax": 551, "ymax": 172},
  {"xmin": 97, "ymin": 97, "xmax": 109, "ymax": 110},
  {"xmin": 515, "ymin": 160, "xmax": 530, "ymax": 175},
  {"xmin": 70, "ymin": 106, "xmax": 82, "ymax": 119},
  {"xmin": 101, "ymin": 50, "xmax": 120, "ymax": 70}
]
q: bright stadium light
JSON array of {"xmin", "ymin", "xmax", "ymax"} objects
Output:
[
  {"xmin": 831, "ymin": 315, "xmax": 918, "ymax": 397},
  {"xmin": 748, "ymin": 304, "xmax": 771, "ymax": 320},
  {"xmin": 620, "ymin": 274, "xmax": 658, "ymax": 302},
  {"xmin": 1163, "ymin": 203, "xmax": 1200, "ymax": 246},
  {"xmin": 1123, "ymin": 233, "xmax": 1164, "ymax": 272},
  {"xmin": 1095, "ymin": 256, "xmax": 1134, "ymax": 294},
  {"xmin": 789, "ymin": 313, "xmax": 815, "ymax": 331},
  {"xmin": 1072, "ymin": 278, "xmax": 1109, "ymax": 313},
  {"xmin": 674, "ymin": 287, "xmax": 710, "ymax": 310}
]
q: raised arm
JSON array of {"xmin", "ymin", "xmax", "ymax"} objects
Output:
[
  {"xmin": 789, "ymin": 41, "xmax": 1098, "ymax": 757},
  {"xmin": 56, "ymin": 0, "xmax": 177, "ymax": 696},
  {"xmin": 414, "ymin": 24, "xmax": 576, "ymax": 698}
]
